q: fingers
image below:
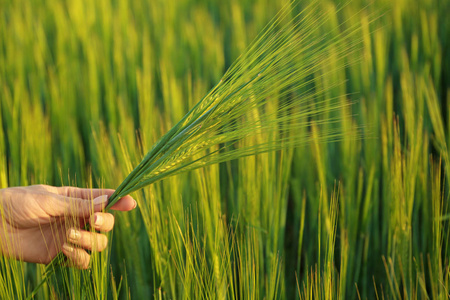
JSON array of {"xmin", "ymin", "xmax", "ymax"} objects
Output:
[
  {"xmin": 108, "ymin": 196, "xmax": 137, "ymax": 211},
  {"xmin": 66, "ymin": 228, "xmax": 108, "ymax": 252},
  {"xmin": 49, "ymin": 194, "xmax": 109, "ymax": 218},
  {"xmin": 55, "ymin": 186, "xmax": 137, "ymax": 212},
  {"xmin": 62, "ymin": 227, "xmax": 109, "ymax": 269},
  {"xmin": 61, "ymin": 216, "xmax": 114, "ymax": 269},
  {"xmin": 62, "ymin": 243, "xmax": 91, "ymax": 270},
  {"xmin": 56, "ymin": 186, "xmax": 115, "ymax": 200},
  {"xmin": 90, "ymin": 212, "xmax": 115, "ymax": 232}
]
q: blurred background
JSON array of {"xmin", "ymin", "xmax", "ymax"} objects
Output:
[{"xmin": 0, "ymin": 0, "xmax": 449, "ymax": 298}]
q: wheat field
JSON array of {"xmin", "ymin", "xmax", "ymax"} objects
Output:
[{"xmin": 0, "ymin": 0, "xmax": 449, "ymax": 298}]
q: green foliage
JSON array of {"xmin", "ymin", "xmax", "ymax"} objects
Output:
[{"xmin": 0, "ymin": 0, "xmax": 449, "ymax": 299}]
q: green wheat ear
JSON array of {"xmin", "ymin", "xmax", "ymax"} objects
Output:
[
  {"xmin": 31, "ymin": 0, "xmax": 366, "ymax": 297},
  {"xmin": 105, "ymin": 0, "xmax": 365, "ymax": 207}
]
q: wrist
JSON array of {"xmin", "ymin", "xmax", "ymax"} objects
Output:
[
  {"xmin": 0, "ymin": 188, "xmax": 15, "ymax": 258},
  {"xmin": 0, "ymin": 189, "xmax": 7, "ymax": 256}
]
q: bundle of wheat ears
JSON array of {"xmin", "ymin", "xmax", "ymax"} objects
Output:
[{"xmin": 35, "ymin": 0, "xmax": 366, "ymax": 294}]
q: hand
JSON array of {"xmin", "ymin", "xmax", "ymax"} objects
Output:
[{"xmin": 0, "ymin": 185, "xmax": 136, "ymax": 269}]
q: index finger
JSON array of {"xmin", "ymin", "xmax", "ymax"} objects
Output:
[
  {"xmin": 56, "ymin": 187, "xmax": 136, "ymax": 211},
  {"xmin": 56, "ymin": 187, "xmax": 115, "ymax": 200}
]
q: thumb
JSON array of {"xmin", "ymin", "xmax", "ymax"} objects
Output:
[{"xmin": 50, "ymin": 194, "xmax": 109, "ymax": 218}]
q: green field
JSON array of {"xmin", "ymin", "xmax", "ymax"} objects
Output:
[{"xmin": 1, "ymin": 0, "xmax": 449, "ymax": 298}]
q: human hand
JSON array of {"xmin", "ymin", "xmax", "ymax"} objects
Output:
[{"xmin": 0, "ymin": 185, "xmax": 136, "ymax": 269}]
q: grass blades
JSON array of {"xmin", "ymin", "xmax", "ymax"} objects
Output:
[
  {"xmin": 39, "ymin": 0, "xmax": 365, "ymax": 291},
  {"xmin": 0, "ymin": 0, "xmax": 449, "ymax": 299}
]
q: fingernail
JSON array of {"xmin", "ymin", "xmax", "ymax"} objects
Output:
[
  {"xmin": 62, "ymin": 243, "xmax": 74, "ymax": 253},
  {"xmin": 93, "ymin": 214, "xmax": 103, "ymax": 226},
  {"xmin": 68, "ymin": 229, "xmax": 81, "ymax": 242},
  {"xmin": 133, "ymin": 200, "xmax": 137, "ymax": 209},
  {"xmin": 94, "ymin": 195, "xmax": 108, "ymax": 207}
]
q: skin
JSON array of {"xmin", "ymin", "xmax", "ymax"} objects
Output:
[{"xmin": 0, "ymin": 185, "xmax": 136, "ymax": 269}]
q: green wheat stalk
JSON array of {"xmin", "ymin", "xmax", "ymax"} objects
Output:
[{"xmin": 29, "ymin": 1, "xmax": 365, "ymax": 297}]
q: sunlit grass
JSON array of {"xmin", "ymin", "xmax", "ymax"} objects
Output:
[{"xmin": 0, "ymin": 0, "xmax": 449, "ymax": 299}]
